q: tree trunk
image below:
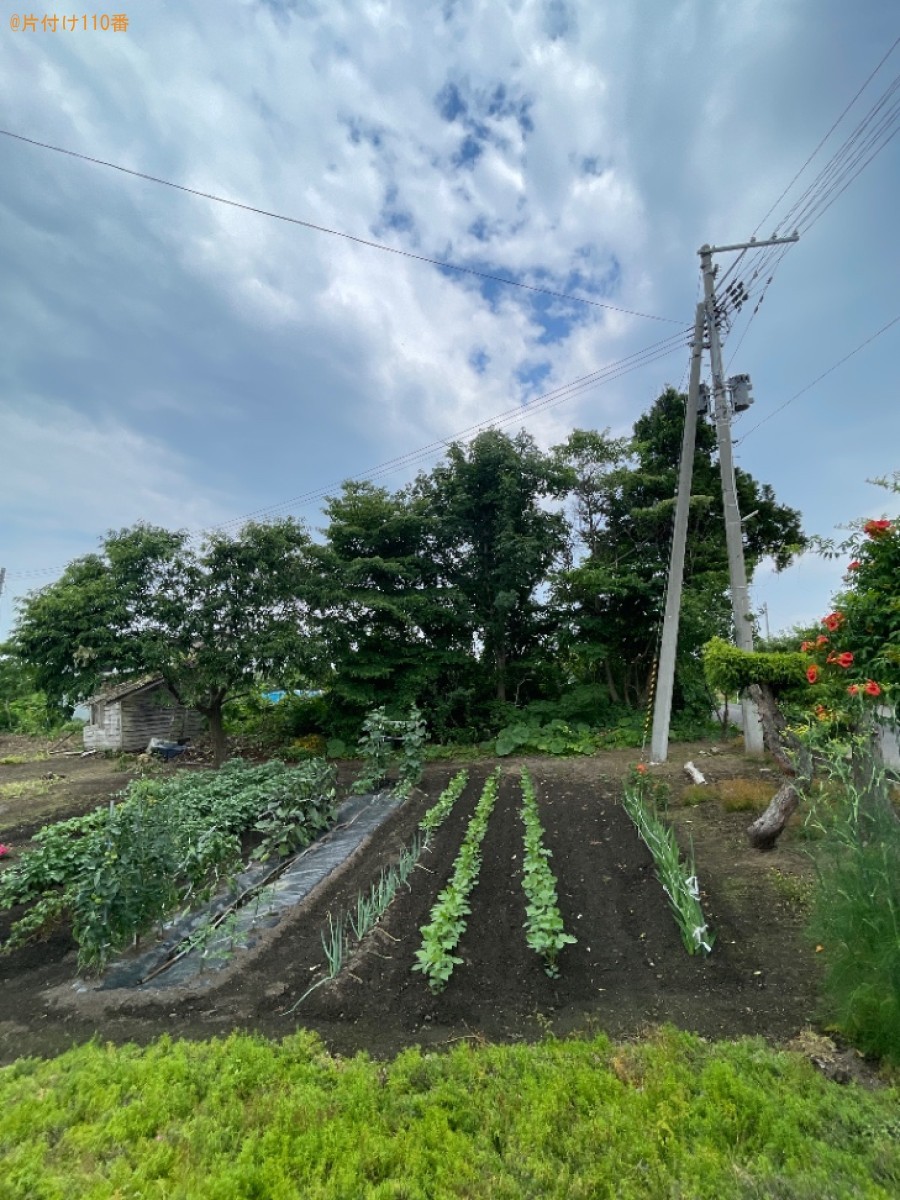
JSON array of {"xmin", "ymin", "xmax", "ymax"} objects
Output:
[
  {"xmin": 746, "ymin": 780, "xmax": 803, "ymax": 850},
  {"xmin": 206, "ymin": 701, "xmax": 227, "ymax": 767},
  {"xmin": 745, "ymin": 682, "xmax": 812, "ymax": 850},
  {"xmin": 604, "ymin": 659, "xmax": 621, "ymax": 706},
  {"xmin": 495, "ymin": 649, "xmax": 507, "ymax": 703}
]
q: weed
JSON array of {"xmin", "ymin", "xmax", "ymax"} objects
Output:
[
  {"xmin": 0, "ymin": 778, "xmax": 52, "ymax": 801},
  {"xmin": 0, "ymin": 753, "xmax": 49, "ymax": 766},
  {"xmin": 768, "ymin": 869, "xmax": 815, "ymax": 911},
  {"xmin": 720, "ymin": 778, "xmax": 773, "ymax": 813},
  {"xmin": 680, "ymin": 784, "xmax": 709, "ymax": 807}
]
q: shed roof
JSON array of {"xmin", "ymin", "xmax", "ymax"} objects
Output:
[{"xmin": 87, "ymin": 675, "xmax": 166, "ymax": 705}]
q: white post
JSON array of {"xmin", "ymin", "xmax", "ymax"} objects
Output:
[
  {"xmin": 650, "ymin": 303, "xmax": 705, "ymax": 763},
  {"xmin": 700, "ymin": 245, "xmax": 765, "ymax": 756}
]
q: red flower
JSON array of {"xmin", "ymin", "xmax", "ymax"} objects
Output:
[
  {"xmin": 835, "ymin": 652, "xmax": 854, "ymax": 669},
  {"xmin": 635, "ymin": 762, "xmax": 648, "ymax": 774},
  {"xmin": 863, "ymin": 519, "xmax": 891, "ymax": 538},
  {"xmin": 847, "ymin": 560, "xmax": 861, "ymax": 571},
  {"xmin": 864, "ymin": 680, "xmax": 882, "ymax": 697},
  {"xmin": 800, "ymin": 640, "xmax": 814, "ymax": 652},
  {"xmin": 822, "ymin": 612, "xmax": 845, "ymax": 632},
  {"xmin": 816, "ymin": 635, "xmax": 829, "ymax": 646},
  {"xmin": 848, "ymin": 684, "xmax": 860, "ymax": 696},
  {"xmin": 806, "ymin": 665, "xmax": 819, "ymax": 684}
]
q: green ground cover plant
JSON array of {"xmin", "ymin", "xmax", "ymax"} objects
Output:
[
  {"xmin": 413, "ymin": 769, "xmax": 500, "ymax": 991},
  {"xmin": 519, "ymin": 769, "xmax": 576, "ymax": 976},
  {"xmin": 0, "ymin": 759, "xmax": 336, "ymax": 970},
  {"xmin": 0, "ymin": 1027, "xmax": 896, "ymax": 1199},
  {"xmin": 621, "ymin": 768, "xmax": 714, "ymax": 955}
]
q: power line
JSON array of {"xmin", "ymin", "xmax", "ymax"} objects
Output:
[
  {"xmin": 753, "ymin": 34, "xmax": 900, "ymax": 238},
  {"xmin": 0, "ymin": 127, "xmax": 681, "ymax": 325},
  {"xmin": 735, "ymin": 314, "xmax": 900, "ymax": 444},
  {"xmin": 210, "ymin": 329, "xmax": 692, "ymax": 531},
  {"xmin": 7, "ymin": 327, "xmax": 691, "ymax": 579},
  {"xmin": 714, "ymin": 40, "xmax": 900, "ymax": 304}
]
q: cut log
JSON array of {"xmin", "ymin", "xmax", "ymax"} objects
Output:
[
  {"xmin": 747, "ymin": 780, "xmax": 802, "ymax": 850},
  {"xmin": 684, "ymin": 761, "xmax": 706, "ymax": 785}
]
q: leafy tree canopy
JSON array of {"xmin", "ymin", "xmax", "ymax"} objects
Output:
[{"xmin": 13, "ymin": 520, "xmax": 318, "ymax": 763}]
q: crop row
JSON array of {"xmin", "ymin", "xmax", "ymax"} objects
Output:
[
  {"xmin": 0, "ymin": 758, "xmax": 337, "ymax": 971},
  {"xmin": 621, "ymin": 775, "xmax": 714, "ymax": 955},
  {"xmin": 519, "ymin": 770, "xmax": 576, "ymax": 977},
  {"xmin": 413, "ymin": 769, "xmax": 500, "ymax": 992},
  {"xmin": 292, "ymin": 769, "xmax": 471, "ymax": 1006}
]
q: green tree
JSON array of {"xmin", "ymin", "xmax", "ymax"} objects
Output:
[
  {"xmin": 417, "ymin": 430, "xmax": 571, "ymax": 704},
  {"xmin": 312, "ymin": 482, "xmax": 475, "ymax": 737},
  {"xmin": 553, "ymin": 389, "xmax": 806, "ymax": 715},
  {"xmin": 13, "ymin": 520, "xmax": 318, "ymax": 764}
]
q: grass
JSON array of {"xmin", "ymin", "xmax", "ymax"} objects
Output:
[
  {"xmin": 679, "ymin": 778, "xmax": 773, "ymax": 813},
  {"xmin": 768, "ymin": 868, "xmax": 816, "ymax": 911},
  {"xmin": 0, "ymin": 777, "xmax": 52, "ymax": 801},
  {"xmin": 0, "ymin": 1027, "xmax": 897, "ymax": 1198},
  {"xmin": 0, "ymin": 753, "xmax": 50, "ymax": 766}
]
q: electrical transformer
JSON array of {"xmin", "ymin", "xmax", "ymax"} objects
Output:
[{"xmin": 728, "ymin": 373, "xmax": 754, "ymax": 412}]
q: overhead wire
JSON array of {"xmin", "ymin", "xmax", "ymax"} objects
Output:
[
  {"xmin": 0, "ymin": 127, "xmax": 681, "ymax": 325},
  {"xmin": 7, "ymin": 325, "xmax": 692, "ymax": 578},
  {"xmin": 734, "ymin": 314, "xmax": 900, "ymax": 444},
  {"xmin": 209, "ymin": 327, "xmax": 692, "ymax": 531}
]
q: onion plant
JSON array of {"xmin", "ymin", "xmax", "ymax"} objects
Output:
[
  {"xmin": 621, "ymin": 771, "xmax": 713, "ymax": 955},
  {"xmin": 519, "ymin": 770, "xmax": 576, "ymax": 977}
]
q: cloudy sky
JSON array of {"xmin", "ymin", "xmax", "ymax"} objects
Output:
[{"xmin": 1, "ymin": 0, "xmax": 898, "ymax": 642}]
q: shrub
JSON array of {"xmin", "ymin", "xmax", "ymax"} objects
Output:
[{"xmin": 805, "ymin": 734, "xmax": 900, "ymax": 1064}]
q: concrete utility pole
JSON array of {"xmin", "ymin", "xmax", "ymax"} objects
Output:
[
  {"xmin": 700, "ymin": 233, "xmax": 797, "ymax": 756},
  {"xmin": 650, "ymin": 303, "xmax": 705, "ymax": 763}
]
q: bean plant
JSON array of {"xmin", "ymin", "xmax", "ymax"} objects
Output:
[
  {"xmin": 621, "ymin": 770, "xmax": 713, "ymax": 955},
  {"xmin": 351, "ymin": 706, "xmax": 427, "ymax": 796},
  {"xmin": 413, "ymin": 769, "xmax": 500, "ymax": 992},
  {"xmin": 519, "ymin": 770, "xmax": 576, "ymax": 977}
]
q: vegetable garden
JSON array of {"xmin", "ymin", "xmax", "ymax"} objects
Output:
[{"xmin": 0, "ymin": 747, "xmax": 826, "ymax": 1066}]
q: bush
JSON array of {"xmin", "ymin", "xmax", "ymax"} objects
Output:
[
  {"xmin": 805, "ymin": 736, "xmax": 900, "ymax": 1064},
  {"xmin": 496, "ymin": 718, "xmax": 596, "ymax": 757}
]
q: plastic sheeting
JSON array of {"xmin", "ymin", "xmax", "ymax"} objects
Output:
[{"xmin": 97, "ymin": 791, "xmax": 403, "ymax": 992}]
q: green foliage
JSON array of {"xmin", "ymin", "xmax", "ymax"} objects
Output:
[
  {"xmin": 1, "ymin": 1028, "xmax": 898, "ymax": 1198},
  {"xmin": 703, "ymin": 637, "xmax": 808, "ymax": 696},
  {"xmin": 419, "ymin": 770, "xmax": 470, "ymax": 837},
  {"xmin": 552, "ymin": 394, "xmax": 806, "ymax": 715},
  {"xmin": 413, "ymin": 770, "xmax": 500, "ymax": 992},
  {"xmin": 496, "ymin": 718, "xmax": 596, "ymax": 757},
  {"xmin": 519, "ymin": 770, "xmax": 576, "ymax": 976},
  {"xmin": 802, "ymin": 727, "xmax": 900, "ymax": 1063},
  {"xmin": 351, "ymin": 706, "xmax": 426, "ymax": 795},
  {"xmin": 0, "ymin": 760, "xmax": 337, "ymax": 970},
  {"xmin": 622, "ymin": 769, "xmax": 714, "ymax": 955},
  {"xmin": 813, "ymin": 480, "xmax": 900, "ymax": 696},
  {"xmin": 12, "ymin": 519, "xmax": 320, "ymax": 763}
]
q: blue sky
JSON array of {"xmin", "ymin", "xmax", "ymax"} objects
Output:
[{"xmin": 1, "ymin": 0, "xmax": 898, "ymax": 642}]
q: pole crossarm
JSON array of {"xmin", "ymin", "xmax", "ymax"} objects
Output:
[{"xmin": 700, "ymin": 233, "xmax": 799, "ymax": 255}]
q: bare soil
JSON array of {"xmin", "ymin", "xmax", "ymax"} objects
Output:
[{"xmin": 0, "ymin": 738, "xmax": 830, "ymax": 1068}]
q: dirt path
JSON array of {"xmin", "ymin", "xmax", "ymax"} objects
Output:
[{"xmin": 0, "ymin": 743, "xmax": 824, "ymax": 1065}]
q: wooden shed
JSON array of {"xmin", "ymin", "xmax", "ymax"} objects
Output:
[{"xmin": 83, "ymin": 678, "xmax": 205, "ymax": 753}]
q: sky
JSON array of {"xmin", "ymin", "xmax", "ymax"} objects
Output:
[{"xmin": 1, "ymin": 0, "xmax": 898, "ymax": 644}]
